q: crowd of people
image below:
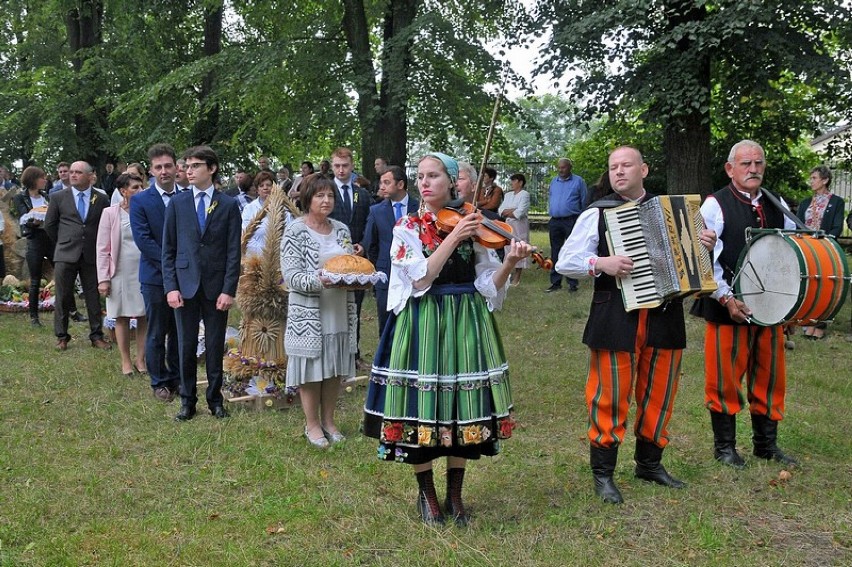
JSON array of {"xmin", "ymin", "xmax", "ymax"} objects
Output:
[{"xmin": 0, "ymin": 138, "xmax": 847, "ymax": 526}]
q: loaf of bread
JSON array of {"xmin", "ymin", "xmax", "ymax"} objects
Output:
[{"xmin": 323, "ymin": 254, "xmax": 376, "ymax": 275}]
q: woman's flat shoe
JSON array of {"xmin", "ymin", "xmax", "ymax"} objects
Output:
[
  {"xmin": 134, "ymin": 364, "xmax": 148, "ymax": 375},
  {"xmin": 322, "ymin": 428, "xmax": 346, "ymax": 444},
  {"xmin": 304, "ymin": 427, "xmax": 329, "ymax": 449}
]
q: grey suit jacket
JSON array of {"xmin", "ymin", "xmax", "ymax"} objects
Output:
[{"xmin": 44, "ymin": 187, "xmax": 110, "ymax": 264}]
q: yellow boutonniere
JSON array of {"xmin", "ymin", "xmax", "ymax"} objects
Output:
[
  {"xmin": 353, "ymin": 191, "xmax": 359, "ymax": 204},
  {"xmin": 90, "ymin": 195, "xmax": 97, "ymax": 205},
  {"xmin": 206, "ymin": 200, "xmax": 218, "ymax": 215}
]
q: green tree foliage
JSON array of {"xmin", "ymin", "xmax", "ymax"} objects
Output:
[
  {"xmin": 535, "ymin": 0, "xmax": 852, "ymax": 198},
  {"xmin": 495, "ymin": 94, "xmax": 582, "ymax": 166},
  {"xmin": 0, "ymin": 0, "xmax": 526, "ymax": 181}
]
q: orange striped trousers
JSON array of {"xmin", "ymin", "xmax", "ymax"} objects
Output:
[
  {"xmin": 703, "ymin": 322, "xmax": 786, "ymax": 420},
  {"xmin": 586, "ymin": 310, "xmax": 683, "ymax": 449}
]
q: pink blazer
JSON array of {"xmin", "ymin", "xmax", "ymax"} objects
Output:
[{"xmin": 96, "ymin": 204, "xmax": 124, "ymax": 283}]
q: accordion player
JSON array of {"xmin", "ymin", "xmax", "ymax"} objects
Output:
[{"xmin": 603, "ymin": 195, "xmax": 716, "ymax": 311}]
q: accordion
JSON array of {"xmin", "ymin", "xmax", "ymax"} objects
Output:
[{"xmin": 603, "ymin": 195, "xmax": 716, "ymax": 311}]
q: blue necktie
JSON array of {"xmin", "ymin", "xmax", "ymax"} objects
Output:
[
  {"xmin": 164, "ymin": 191, "xmax": 174, "ymax": 206},
  {"xmin": 342, "ymin": 184, "xmax": 352, "ymax": 219},
  {"xmin": 394, "ymin": 202, "xmax": 403, "ymax": 221},
  {"xmin": 77, "ymin": 192, "xmax": 87, "ymax": 221},
  {"xmin": 197, "ymin": 193, "xmax": 206, "ymax": 232}
]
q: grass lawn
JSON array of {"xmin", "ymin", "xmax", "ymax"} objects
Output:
[{"xmin": 0, "ymin": 231, "xmax": 850, "ymax": 566}]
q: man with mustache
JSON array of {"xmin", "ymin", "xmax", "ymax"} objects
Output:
[{"xmin": 693, "ymin": 140, "xmax": 798, "ymax": 469}]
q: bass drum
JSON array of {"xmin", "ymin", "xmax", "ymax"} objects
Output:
[{"xmin": 734, "ymin": 230, "xmax": 850, "ymax": 326}]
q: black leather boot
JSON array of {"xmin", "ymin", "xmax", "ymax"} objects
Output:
[
  {"xmin": 415, "ymin": 469, "xmax": 445, "ymax": 525},
  {"xmin": 29, "ymin": 279, "xmax": 40, "ymax": 321},
  {"xmin": 710, "ymin": 411, "xmax": 745, "ymax": 468},
  {"xmin": 590, "ymin": 445, "xmax": 624, "ymax": 504},
  {"xmin": 634, "ymin": 439, "xmax": 685, "ymax": 489},
  {"xmin": 444, "ymin": 468, "xmax": 470, "ymax": 526},
  {"xmin": 751, "ymin": 413, "xmax": 798, "ymax": 466}
]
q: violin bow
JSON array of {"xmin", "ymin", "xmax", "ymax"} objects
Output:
[{"xmin": 470, "ymin": 69, "xmax": 508, "ymax": 209}]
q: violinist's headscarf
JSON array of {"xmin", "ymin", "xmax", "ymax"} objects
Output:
[
  {"xmin": 421, "ymin": 152, "xmax": 459, "ymax": 200},
  {"xmin": 423, "ymin": 152, "xmax": 459, "ymax": 184}
]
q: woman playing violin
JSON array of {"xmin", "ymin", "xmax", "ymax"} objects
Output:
[{"xmin": 362, "ymin": 152, "xmax": 532, "ymax": 526}]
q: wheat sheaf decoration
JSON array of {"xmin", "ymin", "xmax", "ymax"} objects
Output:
[
  {"xmin": 241, "ymin": 317, "xmax": 285, "ymax": 361},
  {"xmin": 228, "ymin": 185, "xmax": 299, "ymax": 394},
  {"xmin": 237, "ymin": 185, "xmax": 299, "ymax": 318}
]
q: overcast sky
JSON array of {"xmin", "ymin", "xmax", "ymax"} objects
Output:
[{"xmin": 497, "ymin": 1, "xmax": 561, "ymax": 99}]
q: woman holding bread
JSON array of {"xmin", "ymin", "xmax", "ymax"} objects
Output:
[
  {"xmin": 281, "ymin": 174, "xmax": 358, "ymax": 448},
  {"xmin": 13, "ymin": 166, "xmax": 53, "ymax": 326},
  {"xmin": 362, "ymin": 153, "xmax": 532, "ymax": 525}
]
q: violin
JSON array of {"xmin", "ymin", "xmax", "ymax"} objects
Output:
[{"xmin": 435, "ymin": 201, "xmax": 554, "ymax": 270}]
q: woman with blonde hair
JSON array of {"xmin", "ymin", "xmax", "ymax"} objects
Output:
[{"xmin": 363, "ymin": 153, "xmax": 531, "ymax": 525}]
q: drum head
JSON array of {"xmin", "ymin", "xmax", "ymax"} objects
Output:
[{"xmin": 735, "ymin": 233, "xmax": 802, "ymax": 325}]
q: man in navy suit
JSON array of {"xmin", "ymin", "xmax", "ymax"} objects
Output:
[
  {"xmin": 130, "ymin": 144, "xmax": 181, "ymax": 402},
  {"xmin": 363, "ymin": 165, "xmax": 418, "ymax": 335},
  {"xmin": 329, "ymin": 147, "xmax": 371, "ymax": 368},
  {"xmin": 44, "ymin": 160, "xmax": 112, "ymax": 351},
  {"xmin": 162, "ymin": 146, "xmax": 241, "ymax": 421}
]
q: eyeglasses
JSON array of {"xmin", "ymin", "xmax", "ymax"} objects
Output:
[{"xmin": 185, "ymin": 162, "xmax": 208, "ymax": 171}]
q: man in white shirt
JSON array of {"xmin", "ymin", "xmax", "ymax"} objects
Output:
[
  {"xmin": 556, "ymin": 145, "xmax": 715, "ymax": 504},
  {"xmin": 692, "ymin": 139, "xmax": 798, "ymax": 469}
]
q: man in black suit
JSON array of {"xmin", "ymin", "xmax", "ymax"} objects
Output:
[
  {"xmin": 329, "ymin": 147, "xmax": 371, "ymax": 369},
  {"xmin": 162, "ymin": 146, "xmax": 241, "ymax": 421},
  {"xmin": 363, "ymin": 165, "xmax": 418, "ymax": 335},
  {"xmin": 44, "ymin": 161, "xmax": 112, "ymax": 351}
]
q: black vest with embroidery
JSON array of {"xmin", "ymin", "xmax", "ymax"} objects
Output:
[
  {"xmin": 582, "ymin": 193, "xmax": 686, "ymax": 352},
  {"xmin": 692, "ymin": 184, "xmax": 786, "ymax": 324}
]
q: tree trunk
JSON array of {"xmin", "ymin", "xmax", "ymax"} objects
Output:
[
  {"xmin": 376, "ymin": 0, "xmax": 417, "ymax": 172},
  {"xmin": 191, "ymin": 0, "xmax": 224, "ymax": 146},
  {"xmin": 663, "ymin": 0, "xmax": 712, "ymax": 197},
  {"xmin": 66, "ymin": 1, "xmax": 106, "ymax": 168},
  {"xmin": 343, "ymin": 0, "xmax": 418, "ymax": 178},
  {"xmin": 664, "ymin": 110, "xmax": 711, "ymax": 197}
]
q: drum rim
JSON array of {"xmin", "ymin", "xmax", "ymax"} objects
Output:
[{"xmin": 734, "ymin": 231, "xmax": 804, "ymax": 326}]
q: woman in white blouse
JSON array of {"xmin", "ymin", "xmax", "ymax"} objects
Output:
[
  {"xmin": 362, "ymin": 153, "xmax": 532, "ymax": 526},
  {"xmin": 498, "ymin": 173, "xmax": 531, "ymax": 286},
  {"xmin": 241, "ymin": 171, "xmax": 279, "ymax": 257}
]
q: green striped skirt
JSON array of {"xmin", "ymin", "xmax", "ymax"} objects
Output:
[{"xmin": 363, "ymin": 283, "xmax": 516, "ymax": 464}]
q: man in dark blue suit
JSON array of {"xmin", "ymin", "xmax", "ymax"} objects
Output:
[
  {"xmin": 363, "ymin": 165, "xmax": 418, "ymax": 335},
  {"xmin": 329, "ymin": 147, "xmax": 371, "ymax": 368},
  {"xmin": 162, "ymin": 146, "xmax": 241, "ymax": 421},
  {"xmin": 130, "ymin": 144, "xmax": 181, "ymax": 402}
]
